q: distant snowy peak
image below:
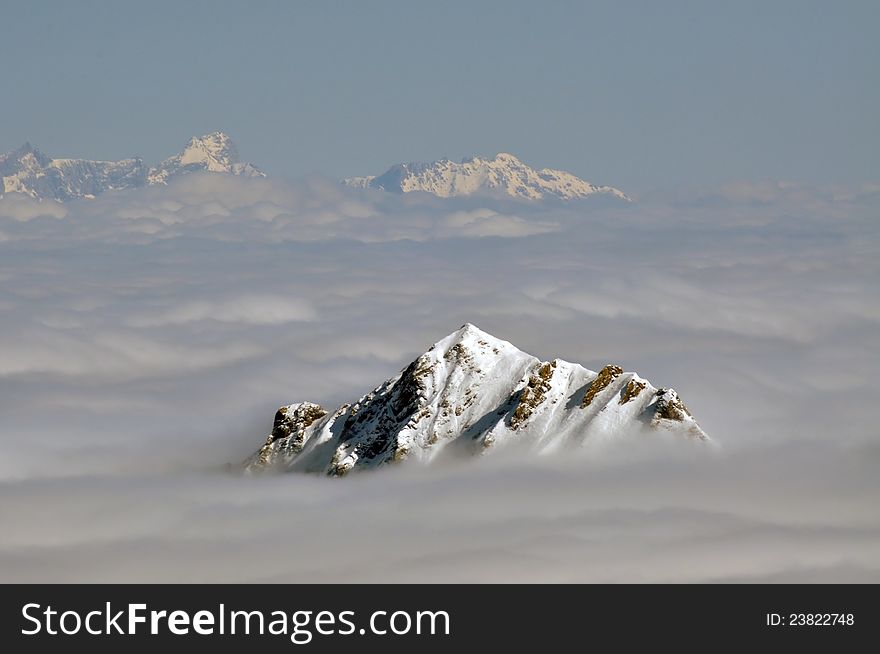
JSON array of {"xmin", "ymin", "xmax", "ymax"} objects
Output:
[
  {"xmin": 147, "ymin": 131, "xmax": 264, "ymax": 185},
  {"xmin": 246, "ymin": 323, "xmax": 707, "ymax": 476},
  {"xmin": 0, "ymin": 143, "xmax": 147, "ymax": 201},
  {"xmin": 0, "ymin": 132, "xmax": 262, "ymax": 201},
  {"xmin": 344, "ymin": 153, "xmax": 629, "ymax": 201}
]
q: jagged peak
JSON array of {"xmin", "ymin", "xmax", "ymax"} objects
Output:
[
  {"xmin": 146, "ymin": 131, "xmax": 263, "ymax": 185},
  {"xmin": 177, "ymin": 131, "xmax": 240, "ymax": 165}
]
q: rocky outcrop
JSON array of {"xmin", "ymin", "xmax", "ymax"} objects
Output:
[{"xmin": 581, "ymin": 364, "xmax": 624, "ymax": 408}]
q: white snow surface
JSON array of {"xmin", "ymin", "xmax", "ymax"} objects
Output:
[
  {"xmin": 248, "ymin": 323, "xmax": 707, "ymax": 475},
  {"xmin": 0, "ymin": 132, "xmax": 263, "ymax": 201},
  {"xmin": 343, "ymin": 153, "xmax": 630, "ymax": 201}
]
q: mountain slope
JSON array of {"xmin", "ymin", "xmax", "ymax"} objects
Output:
[
  {"xmin": 246, "ymin": 324, "xmax": 707, "ymax": 476},
  {"xmin": 344, "ymin": 153, "xmax": 629, "ymax": 201},
  {"xmin": 1, "ymin": 132, "xmax": 262, "ymax": 201}
]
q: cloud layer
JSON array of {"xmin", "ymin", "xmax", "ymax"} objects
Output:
[{"xmin": 1, "ymin": 173, "xmax": 878, "ymax": 581}]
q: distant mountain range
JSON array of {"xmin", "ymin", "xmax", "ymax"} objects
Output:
[
  {"xmin": 2, "ymin": 134, "xmax": 628, "ymax": 203},
  {"xmin": 246, "ymin": 324, "xmax": 706, "ymax": 476},
  {"xmin": 0, "ymin": 131, "xmax": 264, "ymax": 201},
  {"xmin": 345, "ymin": 153, "xmax": 629, "ymax": 201}
]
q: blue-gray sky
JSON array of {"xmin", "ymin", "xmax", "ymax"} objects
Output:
[{"xmin": 2, "ymin": 0, "xmax": 878, "ymax": 192}]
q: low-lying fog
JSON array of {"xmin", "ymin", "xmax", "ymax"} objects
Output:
[{"xmin": 1, "ymin": 175, "xmax": 878, "ymax": 581}]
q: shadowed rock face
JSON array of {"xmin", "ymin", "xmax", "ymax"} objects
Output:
[
  {"xmin": 255, "ymin": 402, "xmax": 328, "ymax": 466},
  {"xmin": 652, "ymin": 389, "xmax": 691, "ymax": 422},
  {"xmin": 245, "ymin": 324, "xmax": 709, "ymax": 476},
  {"xmin": 270, "ymin": 403, "xmax": 328, "ymax": 444}
]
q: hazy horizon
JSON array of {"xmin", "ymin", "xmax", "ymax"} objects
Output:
[{"xmin": 2, "ymin": 0, "xmax": 879, "ymax": 194}]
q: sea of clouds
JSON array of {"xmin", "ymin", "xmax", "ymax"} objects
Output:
[{"xmin": 1, "ymin": 174, "xmax": 878, "ymax": 581}]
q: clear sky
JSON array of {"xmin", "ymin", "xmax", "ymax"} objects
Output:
[{"xmin": 2, "ymin": 0, "xmax": 877, "ymax": 192}]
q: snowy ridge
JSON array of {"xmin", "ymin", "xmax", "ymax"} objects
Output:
[
  {"xmin": 343, "ymin": 153, "xmax": 629, "ymax": 201},
  {"xmin": 0, "ymin": 132, "xmax": 263, "ymax": 201},
  {"xmin": 246, "ymin": 324, "xmax": 707, "ymax": 476},
  {"xmin": 0, "ymin": 143, "xmax": 147, "ymax": 201}
]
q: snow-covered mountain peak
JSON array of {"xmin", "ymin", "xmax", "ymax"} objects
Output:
[
  {"xmin": 343, "ymin": 153, "xmax": 629, "ymax": 201},
  {"xmin": 178, "ymin": 131, "xmax": 238, "ymax": 169},
  {"xmin": 246, "ymin": 325, "xmax": 708, "ymax": 476},
  {"xmin": 147, "ymin": 132, "xmax": 265, "ymax": 185},
  {"xmin": 1, "ymin": 132, "xmax": 265, "ymax": 200},
  {"xmin": 435, "ymin": 322, "xmax": 512, "ymax": 350}
]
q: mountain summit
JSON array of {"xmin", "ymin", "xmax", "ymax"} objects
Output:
[
  {"xmin": 0, "ymin": 132, "xmax": 263, "ymax": 201},
  {"xmin": 344, "ymin": 153, "xmax": 629, "ymax": 201},
  {"xmin": 246, "ymin": 324, "xmax": 707, "ymax": 476},
  {"xmin": 147, "ymin": 131, "xmax": 264, "ymax": 185}
]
